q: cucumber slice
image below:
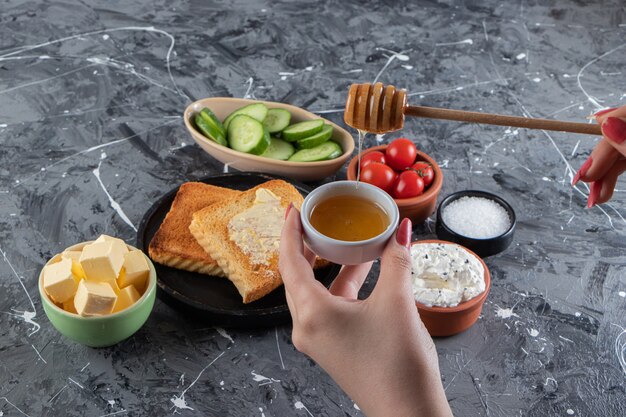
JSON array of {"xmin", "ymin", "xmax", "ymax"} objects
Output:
[
  {"xmin": 260, "ymin": 137, "xmax": 295, "ymax": 160},
  {"xmin": 200, "ymin": 108, "xmax": 226, "ymax": 138},
  {"xmin": 296, "ymin": 124, "xmax": 333, "ymax": 149},
  {"xmin": 195, "ymin": 113, "xmax": 227, "ymax": 146},
  {"xmin": 263, "ymin": 108, "xmax": 291, "ymax": 134},
  {"xmin": 288, "ymin": 141, "xmax": 343, "ymax": 162},
  {"xmin": 281, "ymin": 119, "xmax": 324, "ymax": 142},
  {"xmin": 227, "ymin": 115, "xmax": 270, "ymax": 155},
  {"xmin": 326, "ymin": 145, "xmax": 343, "ymax": 160},
  {"xmin": 223, "ymin": 103, "xmax": 268, "ymax": 131}
]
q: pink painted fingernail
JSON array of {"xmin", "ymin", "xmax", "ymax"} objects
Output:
[
  {"xmin": 593, "ymin": 107, "xmax": 616, "ymax": 118},
  {"xmin": 572, "ymin": 156, "xmax": 593, "ymax": 185},
  {"xmin": 602, "ymin": 117, "xmax": 626, "ymax": 144},
  {"xmin": 285, "ymin": 203, "xmax": 293, "ymax": 219},
  {"xmin": 396, "ymin": 218, "xmax": 412, "ymax": 249},
  {"xmin": 587, "ymin": 181, "xmax": 600, "ymax": 208}
]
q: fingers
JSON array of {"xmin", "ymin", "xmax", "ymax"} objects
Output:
[
  {"xmin": 588, "ymin": 159, "xmax": 626, "ymax": 207},
  {"xmin": 587, "ymin": 180, "xmax": 601, "ymax": 209},
  {"xmin": 303, "ymin": 245, "xmax": 317, "ymax": 267},
  {"xmin": 371, "ymin": 218, "xmax": 413, "ymax": 301},
  {"xmin": 329, "ymin": 262, "xmax": 373, "ymax": 299},
  {"xmin": 595, "ymin": 106, "xmax": 626, "ymax": 158},
  {"xmin": 594, "ymin": 106, "xmax": 626, "ymax": 123},
  {"xmin": 573, "ymin": 139, "xmax": 620, "ymax": 184},
  {"xmin": 279, "ymin": 205, "xmax": 328, "ymax": 305},
  {"xmin": 601, "ymin": 116, "xmax": 626, "ymax": 156},
  {"xmin": 573, "ymin": 106, "xmax": 626, "ymax": 185}
]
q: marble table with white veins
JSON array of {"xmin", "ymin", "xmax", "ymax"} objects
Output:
[{"xmin": 1, "ymin": 0, "xmax": 625, "ymax": 416}]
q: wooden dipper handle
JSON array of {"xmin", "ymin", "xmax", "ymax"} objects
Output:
[{"xmin": 405, "ymin": 105, "xmax": 602, "ymax": 135}]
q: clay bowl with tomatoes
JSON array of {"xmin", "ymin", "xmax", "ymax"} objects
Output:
[{"xmin": 347, "ymin": 139, "xmax": 443, "ymax": 225}]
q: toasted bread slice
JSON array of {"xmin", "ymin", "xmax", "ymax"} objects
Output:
[
  {"xmin": 148, "ymin": 182, "xmax": 241, "ymax": 276},
  {"xmin": 189, "ymin": 180, "xmax": 303, "ymax": 303}
]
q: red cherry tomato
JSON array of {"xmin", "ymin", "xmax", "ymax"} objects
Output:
[
  {"xmin": 391, "ymin": 169, "xmax": 425, "ymax": 199},
  {"xmin": 385, "ymin": 138, "xmax": 417, "ymax": 171},
  {"xmin": 360, "ymin": 162, "xmax": 396, "ymax": 193},
  {"xmin": 360, "ymin": 151, "xmax": 386, "ymax": 168},
  {"xmin": 411, "ymin": 161, "xmax": 434, "ymax": 188}
]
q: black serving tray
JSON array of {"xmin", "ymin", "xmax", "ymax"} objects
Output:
[{"xmin": 136, "ymin": 172, "xmax": 340, "ymax": 327}]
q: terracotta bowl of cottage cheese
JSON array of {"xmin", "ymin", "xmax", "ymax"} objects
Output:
[{"xmin": 410, "ymin": 240, "xmax": 490, "ymax": 337}]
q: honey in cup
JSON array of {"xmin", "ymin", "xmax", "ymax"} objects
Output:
[{"xmin": 309, "ymin": 195, "xmax": 389, "ymax": 241}]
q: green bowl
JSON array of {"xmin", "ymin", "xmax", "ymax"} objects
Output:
[{"xmin": 38, "ymin": 241, "xmax": 156, "ymax": 347}]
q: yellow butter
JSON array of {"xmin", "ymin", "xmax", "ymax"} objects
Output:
[
  {"xmin": 110, "ymin": 275, "xmax": 121, "ymax": 294},
  {"xmin": 227, "ymin": 188, "xmax": 284, "ymax": 266},
  {"xmin": 79, "ymin": 241, "xmax": 125, "ymax": 285},
  {"xmin": 74, "ymin": 280, "xmax": 117, "ymax": 316},
  {"xmin": 43, "ymin": 257, "xmax": 79, "ymax": 304},
  {"xmin": 112, "ymin": 285, "xmax": 141, "ymax": 313},
  {"xmin": 95, "ymin": 234, "xmax": 130, "ymax": 255},
  {"xmin": 62, "ymin": 297, "xmax": 78, "ymax": 314},
  {"xmin": 117, "ymin": 250, "xmax": 149, "ymax": 291},
  {"xmin": 61, "ymin": 251, "xmax": 86, "ymax": 280}
]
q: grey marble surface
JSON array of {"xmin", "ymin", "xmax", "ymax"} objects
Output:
[{"xmin": 1, "ymin": 0, "xmax": 625, "ymax": 416}]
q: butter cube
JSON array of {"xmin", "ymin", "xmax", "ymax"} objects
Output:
[
  {"xmin": 74, "ymin": 280, "xmax": 117, "ymax": 316},
  {"xmin": 61, "ymin": 251, "xmax": 86, "ymax": 280},
  {"xmin": 43, "ymin": 257, "xmax": 79, "ymax": 303},
  {"xmin": 79, "ymin": 241, "xmax": 125, "ymax": 285},
  {"xmin": 112, "ymin": 285, "xmax": 141, "ymax": 313},
  {"xmin": 95, "ymin": 235, "xmax": 129, "ymax": 255},
  {"xmin": 63, "ymin": 297, "xmax": 78, "ymax": 314},
  {"xmin": 117, "ymin": 250, "xmax": 149, "ymax": 291},
  {"xmin": 109, "ymin": 276, "xmax": 121, "ymax": 294}
]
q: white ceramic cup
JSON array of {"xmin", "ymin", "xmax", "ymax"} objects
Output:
[{"xmin": 300, "ymin": 181, "xmax": 400, "ymax": 265}]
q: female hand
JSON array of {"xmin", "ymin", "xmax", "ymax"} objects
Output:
[
  {"xmin": 572, "ymin": 106, "xmax": 626, "ymax": 207},
  {"xmin": 279, "ymin": 206, "xmax": 452, "ymax": 417}
]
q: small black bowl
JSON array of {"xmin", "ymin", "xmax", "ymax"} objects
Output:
[{"xmin": 435, "ymin": 190, "xmax": 516, "ymax": 258}]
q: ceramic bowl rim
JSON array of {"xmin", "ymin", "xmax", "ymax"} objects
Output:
[
  {"xmin": 411, "ymin": 239, "xmax": 491, "ymax": 314},
  {"xmin": 346, "ymin": 144, "xmax": 443, "ymax": 206},
  {"xmin": 300, "ymin": 180, "xmax": 400, "ymax": 247},
  {"xmin": 38, "ymin": 241, "xmax": 157, "ymax": 321},
  {"xmin": 436, "ymin": 190, "xmax": 516, "ymax": 242},
  {"xmin": 183, "ymin": 97, "xmax": 355, "ymax": 167}
]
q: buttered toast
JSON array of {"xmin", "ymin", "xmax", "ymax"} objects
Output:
[
  {"xmin": 149, "ymin": 182, "xmax": 241, "ymax": 276},
  {"xmin": 189, "ymin": 180, "xmax": 303, "ymax": 303}
]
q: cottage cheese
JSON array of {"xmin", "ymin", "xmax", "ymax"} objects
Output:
[{"xmin": 411, "ymin": 242, "xmax": 485, "ymax": 307}]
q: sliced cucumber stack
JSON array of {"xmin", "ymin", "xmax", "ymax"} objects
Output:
[
  {"xmin": 227, "ymin": 115, "xmax": 270, "ymax": 155},
  {"xmin": 263, "ymin": 108, "xmax": 291, "ymax": 134},
  {"xmin": 296, "ymin": 124, "xmax": 333, "ymax": 149},
  {"xmin": 223, "ymin": 103, "xmax": 268, "ymax": 131},
  {"xmin": 195, "ymin": 109, "xmax": 227, "ymax": 146},
  {"xmin": 326, "ymin": 147, "xmax": 343, "ymax": 160},
  {"xmin": 288, "ymin": 141, "xmax": 343, "ymax": 162},
  {"xmin": 282, "ymin": 119, "xmax": 324, "ymax": 142},
  {"xmin": 193, "ymin": 103, "xmax": 343, "ymax": 162},
  {"xmin": 260, "ymin": 137, "xmax": 295, "ymax": 160}
]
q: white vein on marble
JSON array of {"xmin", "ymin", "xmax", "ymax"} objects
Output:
[
  {"xmin": 92, "ymin": 161, "xmax": 137, "ymax": 232},
  {"xmin": 0, "ymin": 26, "xmax": 187, "ymax": 100},
  {"xmin": 170, "ymin": 351, "xmax": 226, "ymax": 413},
  {"xmin": 0, "ymin": 246, "xmax": 40, "ymax": 336},
  {"xmin": 275, "ymin": 327, "xmax": 285, "ymax": 370},
  {"xmin": 0, "ymin": 397, "xmax": 31, "ymax": 417},
  {"xmin": 576, "ymin": 41, "xmax": 626, "ymax": 110}
]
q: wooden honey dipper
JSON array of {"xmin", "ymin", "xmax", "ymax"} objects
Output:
[{"xmin": 344, "ymin": 82, "xmax": 602, "ymax": 135}]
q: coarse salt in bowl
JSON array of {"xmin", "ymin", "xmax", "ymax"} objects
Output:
[
  {"xmin": 442, "ymin": 196, "xmax": 511, "ymax": 239},
  {"xmin": 435, "ymin": 190, "xmax": 516, "ymax": 258}
]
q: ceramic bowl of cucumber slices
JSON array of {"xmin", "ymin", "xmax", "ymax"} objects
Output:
[{"xmin": 184, "ymin": 97, "xmax": 355, "ymax": 181}]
